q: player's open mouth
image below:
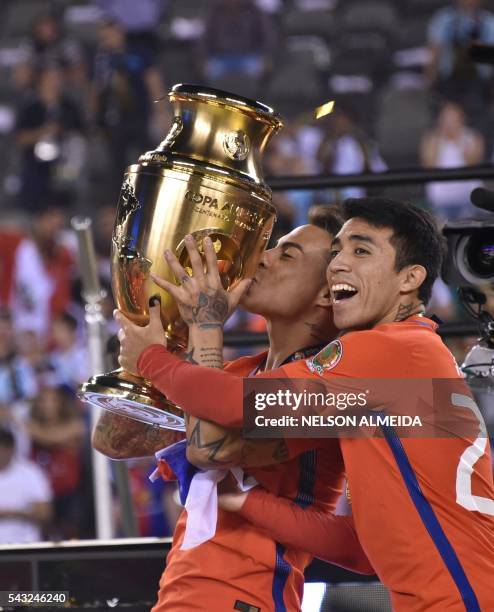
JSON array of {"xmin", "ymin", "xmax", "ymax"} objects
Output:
[{"xmin": 331, "ymin": 283, "xmax": 359, "ymax": 304}]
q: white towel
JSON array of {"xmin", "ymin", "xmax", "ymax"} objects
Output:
[
  {"xmin": 181, "ymin": 467, "xmax": 257, "ymax": 550},
  {"xmin": 148, "ymin": 443, "xmax": 257, "ymax": 550}
]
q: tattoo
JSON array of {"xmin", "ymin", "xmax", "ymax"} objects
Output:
[
  {"xmin": 180, "ymin": 275, "xmax": 190, "ymax": 284},
  {"xmin": 394, "ymin": 302, "xmax": 425, "ymax": 321},
  {"xmin": 238, "ymin": 438, "xmax": 290, "ymax": 467},
  {"xmin": 304, "ymin": 321, "xmax": 324, "ymax": 341},
  {"xmin": 184, "ymin": 347, "xmax": 198, "ymax": 364},
  {"xmin": 186, "ymin": 417, "xmax": 230, "ymax": 465},
  {"xmin": 272, "ymin": 439, "xmax": 289, "ymax": 462},
  {"xmin": 184, "ymin": 346, "xmax": 222, "ymax": 368},
  {"xmin": 190, "ymin": 290, "xmax": 228, "ymax": 327},
  {"xmin": 198, "ymin": 346, "xmax": 223, "ymax": 368},
  {"xmin": 94, "ymin": 412, "xmax": 180, "ymax": 459}
]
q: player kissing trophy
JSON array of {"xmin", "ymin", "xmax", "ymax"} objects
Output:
[{"xmin": 79, "ymin": 84, "xmax": 282, "ymax": 444}]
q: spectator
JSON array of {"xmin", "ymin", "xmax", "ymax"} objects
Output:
[
  {"xmin": 9, "ymin": 201, "xmax": 74, "ymax": 342},
  {"xmin": 93, "ymin": 0, "xmax": 167, "ymax": 63},
  {"xmin": 199, "ymin": 0, "xmax": 275, "ymax": 81},
  {"xmin": 20, "ymin": 13, "xmax": 88, "ymax": 90},
  {"xmin": 49, "ymin": 312, "xmax": 89, "ymax": 390},
  {"xmin": 0, "ymin": 309, "xmax": 37, "ymax": 410},
  {"xmin": 15, "ymin": 65, "xmax": 87, "ymax": 212},
  {"xmin": 27, "ymin": 386, "xmax": 85, "ymax": 540},
  {"xmin": 317, "ymin": 105, "xmax": 387, "ymax": 200},
  {"xmin": 427, "ymin": 0, "xmax": 494, "ymax": 118},
  {"xmin": 263, "ymin": 137, "xmax": 315, "ymax": 228},
  {"xmin": 0, "ymin": 427, "xmax": 52, "ymax": 544},
  {"xmin": 91, "ymin": 19, "xmax": 168, "ymax": 192},
  {"xmin": 421, "ymin": 100, "xmax": 484, "ymax": 221},
  {"xmin": 15, "ymin": 330, "xmax": 51, "ymax": 386}
]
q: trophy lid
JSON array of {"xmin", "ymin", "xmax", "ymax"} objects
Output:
[
  {"xmin": 143, "ymin": 83, "xmax": 283, "ymax": 189},
  {"xmin": 170, "ymin": 83, "xmax": 283, "ymax": 130}
]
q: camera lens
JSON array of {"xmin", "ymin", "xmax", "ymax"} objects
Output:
[{"xmin": 465, "ymin": 229, "xmax": 494, "ymax": 279}]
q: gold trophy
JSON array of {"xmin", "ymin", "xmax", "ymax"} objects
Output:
[{"xmin": 79, "ymin": 84, "xmax": 282, "ymax": 433}]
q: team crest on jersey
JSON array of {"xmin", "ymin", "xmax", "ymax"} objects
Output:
[{"xmin": 306, "ymin": 339, "xmax": 343, "ymax": 376}]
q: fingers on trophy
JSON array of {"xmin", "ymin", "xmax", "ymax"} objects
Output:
[{"xmin": 154, "ymin": 235, "xmax": 225, "ymax": 323}]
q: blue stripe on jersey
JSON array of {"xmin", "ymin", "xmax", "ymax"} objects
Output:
[
  {"xmin": 413, "ymin": 320, "xmax": 433, "ymax": 327},
  {"xmin": 381, "ymin": 422, "xmax": 481, "ymax": 612},
  {"xmin": 294, "ymin": 450, "xmax": 317, "ymax": 508},
  {"xmin": 272, "ymin": 543, "xmax": 290, "ymax": 612},
  {"xmin": 268, "ymin": 347, "xmax": 323, "ymax": 612},
  {"xmin": 271, "ymin": 450, "xmax": 318, "ymax": 610}
]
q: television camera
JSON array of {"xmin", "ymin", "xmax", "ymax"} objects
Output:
[{"xmin": 443, "ymin": 187, "xmax": 494, "ymax": 393}]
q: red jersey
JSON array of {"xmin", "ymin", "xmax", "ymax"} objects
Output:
[
  {"xmin": 291, "ymin": 317, "xmax": 494, "ymax": 612},
  {"xmin": 139, "ymin": 317, "xmax": 494, "ymax": 612},
  {"xmin": 153, "ymin": 352, "xmax": 346, "ymax": 612}
]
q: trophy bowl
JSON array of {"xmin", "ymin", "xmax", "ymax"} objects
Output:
[{"xmin": 79, "ymin": 84, "xmax": 282, "ymax": 431}]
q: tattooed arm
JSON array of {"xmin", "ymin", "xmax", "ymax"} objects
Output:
[
  {"xmin": 185, "ymin": 410, "xmax": 294, "ymax": 470},
  {"xmin": 183, "ymin": 325, "xmax": 297, "ymax": 469},
  {"xmin": 183, "ymin": 324, "xmax": 238, "ymax": 468},
  {"xmin": 186, "ymin": 421, "xmax": 294, "ymax": 469},
  {"xmin": 92, "ymin": 411, "xmax": 184, "ymax": 459}
]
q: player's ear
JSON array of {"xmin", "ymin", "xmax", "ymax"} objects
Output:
[
  {"xmin": 315, "ymin": 285, "xmax": 332, "ymax": 309},
  {"xmin": 399, "ymin": 264, "xmax": 427, "ymax": 296}
]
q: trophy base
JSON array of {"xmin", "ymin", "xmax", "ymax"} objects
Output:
[{"xmin": 79, "ymin": 369, "xmax": 185, "ymax": 430}]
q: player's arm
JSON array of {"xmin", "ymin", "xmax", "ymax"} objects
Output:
[
  {"xmin": 185, "ymin": 414, "xmax": 296, "ymax": 469},
  {"xmin": 92, "ymin": 411, "xmax": 183, "ymax": 459},
  {"xmin": 90, "ymin": 320, "xmax": 226, "ymax": 460},
  {"xmin": 182, "ymin": 324, "xmax": 238, "ymax": 467},
  {"xmin": 138, "ymin": 344, "xmax": 285, "ymax": 428},
  {"xmin": 219, "ymin": 487, "xmax": 375, "ymax": 575},
  {"xmin": 90, "ymin": 332, "xmax": 226, "ymax": 460},
  {"xmin": 183, "ymin": 326, "xmax": 308, "ymax": 468}
]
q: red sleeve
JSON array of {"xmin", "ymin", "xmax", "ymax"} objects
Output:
[
  {"xmin": 238, "ymin": 488, "xmax": 375, "ymax": 575},
  {"xmin": 136, "ymin": 334, "xmax": 397, "ymax": 429},
  {"xmin": 138, "ymin": 345, "xmax": 291, "ymax": 428}
]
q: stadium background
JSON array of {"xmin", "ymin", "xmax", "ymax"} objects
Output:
[{"xmin": 0, "ymin": 0, "xmax": 493, "ymax": 609}]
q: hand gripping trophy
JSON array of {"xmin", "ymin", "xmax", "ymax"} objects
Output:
[{"xmin": 79, "ymin": 84, "xmax": 282, "ymax": 442}]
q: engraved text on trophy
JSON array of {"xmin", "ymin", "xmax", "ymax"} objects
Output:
[{"xmin": 183, "ymin": 190, "xmax": 264, "ymax": 232}]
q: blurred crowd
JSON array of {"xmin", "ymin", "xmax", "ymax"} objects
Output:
[{"xmin": 1, "ymin": 0, "xmax": 493, "ymax": 544}]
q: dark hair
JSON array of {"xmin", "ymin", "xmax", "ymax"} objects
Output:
[
  {"xmin": 55, "ymin": 311, "xmax": 78, "ymax": 332},
  {"xmin": 308, "ymin": 204, "xmax": 343, "ymax": 237},
  {"xmin": 30, "ymin": 386, "xmax": 79, "ymax": 425},
  {"xmin": 101, "ymin": 17, "xmax": 123, "ymax": 30},
  {"xmin": 342, "ymin": 197, "xmax": 444, "ymax": 303},
  {"xmin": 0, "ymin": 428, "xmax": 15, "ymax": 449}
]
